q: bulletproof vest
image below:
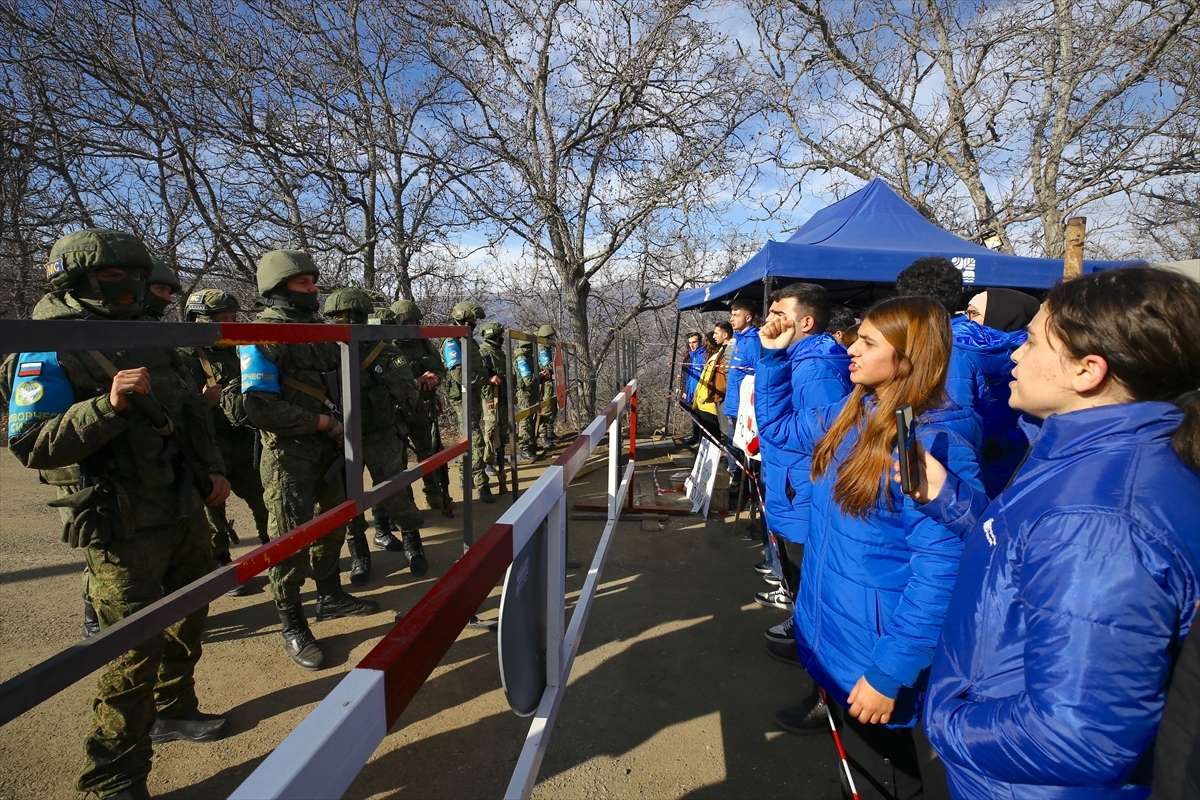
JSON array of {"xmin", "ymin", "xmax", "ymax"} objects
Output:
[{"xmin": 186, "ymin": 344, "xmax": 240, "ymax": 430}]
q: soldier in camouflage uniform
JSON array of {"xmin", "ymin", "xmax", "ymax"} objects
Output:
[
  {"xmin": 443, "ymin": 301, "xmax": 495, "ymax": 503},
  {"xmin": 513, "ymin": 337, "xmax": 541, "ymax": 461},
  {"xmin": 478, "ymin": 322, "xmax": 509, "ymax": 475},
  {"xmin": 1, "ymin": 229, "xmax": 231, "ymax": 800},
  {"xmin": 390, "ymin": 299, "xmax": 453, "ymax": 515},
  {"xmin": 238, "ymin": 250, "xmax": 379, "ymax": 671},
  {"xmin": 324, "ymin": 289, "xmax": 429, "ymax": 586},
  {"xmin": 536, "ymin": 323, "xmax": 559, "ymax": 448},
  {"xmin": 179, "ymin": 290, "xmax": 271, "ymax": 587},
  {"xmin": 141, "ymin": 256, "xmax": 182, "ymax": 319}
]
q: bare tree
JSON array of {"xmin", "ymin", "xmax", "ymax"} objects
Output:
[
  {"xmin": 751, "ymin": 0, "xmax": 1200, "ymax": 257},
  {"xmin": 412, "ymin": 0, "xmax": 765, "ymax": 412}
]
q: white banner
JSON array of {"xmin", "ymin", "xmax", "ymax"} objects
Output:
[
  {"xmin": 732, "ymin": 375, "xmax": 760, "ymax": 460},
  {"xmin": 685, "ymin": 437, "xmax": 722, "ymax": 517}
]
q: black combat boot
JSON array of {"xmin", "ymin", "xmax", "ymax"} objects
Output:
[
  {"xmin": 150, "ymin": 710, "xmax": 229, "ymax": 744},
  {"xmin": 314, "ymin": 577, "xmax": 380, "ymax": 621},
  {"xmin": 519, "ymin": 447, "xmax": 538, "ymax": 462},
  {"xmin": 400, "ymin": 530, "xmax": 429, "ymax": 576},
  {"xmin": 478, "ymin": 484, "xmax": 495, "ymax": 504},
  {"xmin": 277, "ymin": 603, "xmax": 323, "ymax": 670},
  {"xmin": 372, "ymin": 515, "xmax": 404, "ymax": 551},
  {"xmin": 105, "ymin": 781, "xmax": 151, "ymax": 800},
  {"xmin": 539, "ymin": 435, "xmax": 553, "ymax": 450},
  {"xmin": 82, "ymin": 597, "xmax": 100, "ymax": 640},
  {"xmin": 346, "ymin": 532, "xmax": 372, "ymax": 586}
]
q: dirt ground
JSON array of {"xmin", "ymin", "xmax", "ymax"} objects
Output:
[{"xmin": 0, "ymin": 441, "xmax": 845, "ymax": 800}]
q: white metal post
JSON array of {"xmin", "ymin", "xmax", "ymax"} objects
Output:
[
  {"xmin": 607, "ymin": 415, "xmax": 619, "ymax": 520},
  {"xmin": 340, "ymin": 337, "xmax": 364, "ymax": 506}
]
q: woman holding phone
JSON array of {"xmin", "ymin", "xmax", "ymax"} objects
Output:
[
  {"xmin": 902, "ymin": 267, "xmax": 1200, "ymax": 799},
  {"xmin": 757, "ymin": 296, "xmax": 983, "ymax": 799}
]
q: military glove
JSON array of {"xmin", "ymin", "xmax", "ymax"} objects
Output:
[
  {"xmin": 326, "ymin": 417, "xmax": 345, "ymax": 446},
  {"xmin": 47, "ymin": 483, "xmax": 130, "ymax": 548}
]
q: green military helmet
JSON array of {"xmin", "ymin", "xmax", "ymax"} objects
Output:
[
  {"xmin": 391, "ymin": 298, "xmax": 422, "ymax": 323},
  {"xmin": 479, "ymin": 321, "xmax": 505, "ymax": 342},
  {"xmin": 148, "ymin": 257, "xmax": 182, "ymax": 292},
  {"xmin": 371, "ymin": 306, "xmax": 397, "ymax": 324},
  {"xmin": 451, "ymin": 301, "xmax": 485, "ymax": 322},
  {"xmin": 256, "ymin": 249, "xmax": 318, "ymax": 296},
  {"xmin": 323, "ymin": 287, "xmax": 375, "ymax": 324},
  {"xmin": 185, "ymin": 288, "xmax": 241, "ymax": 321},
  {"xmin": 44, "ymin": 228, "xmax": 153, "ymax": 290},
  {"xmin": 537, "ymin": 323, "xmax": 556, "ymax": 338}
]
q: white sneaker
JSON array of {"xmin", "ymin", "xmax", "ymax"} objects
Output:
[{"xmin": 754, "ymin": 587, "xmax": 793, "ymax": 610}]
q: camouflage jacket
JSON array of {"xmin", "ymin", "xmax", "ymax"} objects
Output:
[
  {"xmin": 358, "ymin": 339, "xmax": 421, "ymax": 434},
  {"xmin": 513, "ymin": 343, "xmax": 540, "ymax": 395},
  {"xmin": 441, "ymin": 334, "xmax": 487, "ymax": 401},
  {"xmin": 240, "ymin": 305, "xmax": 341, "ymax": 464},
  {"xmin": 178, "ymin": 343, "xmax": 240, "ymax": 433},
  {"xmin": 1, "ymin": 291, "xmax": 224, "ymax": 530}
]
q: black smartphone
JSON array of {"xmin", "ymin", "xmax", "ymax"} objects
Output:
[{"xmin": 895, "ymin": 404, "xmax": 922, "ymax": 496}]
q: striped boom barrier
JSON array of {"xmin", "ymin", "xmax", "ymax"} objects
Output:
[
  {"xmin": 230, "ymin": 380, "xmax": 639, "ymax": 800},
  {"xmin": 0, "ymin": 319, "xmax": 470, "ymax": 728}
]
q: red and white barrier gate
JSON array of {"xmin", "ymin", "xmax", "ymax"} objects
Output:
[{"xmin": 231, "ymin": 380, "xmax": 639, "ymax": 800}]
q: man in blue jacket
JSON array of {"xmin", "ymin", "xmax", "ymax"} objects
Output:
[
  {"xmin": 680, "ymin": 332, "xmax": 705, "ymax": 446},
  {"xmin": 723, "ymin": 299, "xmax": 761, "ymax": 483},
  {"xmin": 753, "ymin": 283, "xmax": 853, "ymax": 732}
]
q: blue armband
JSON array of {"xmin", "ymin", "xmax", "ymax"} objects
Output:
[
  {"xmin": 516, "ymin": 355, "xmax": 532, "ymax": 380},
  {"xmin": 538, "ymin": 347, "xmax": 551, "ymax": 368},
  {"xmin": 8, "ymin": 352, "xmax": 75, "ymax": 437},
  {"xmin": 443, "ymin": 339, "xmax": 462, "ymax": 369},
  {"xmin": 238, "ymin": 345, "xmax": 281, "ymax": 394}
]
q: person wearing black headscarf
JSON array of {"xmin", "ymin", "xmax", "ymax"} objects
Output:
[{"xmin": 966, "ymin": 287, "xmax": 1041, "ymax": 333}]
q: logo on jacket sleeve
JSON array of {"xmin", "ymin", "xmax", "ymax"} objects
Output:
[
  {"xmin": 8, "ymin": 351, "xmax": 74, "ymax": 437},
  {"xmin": 983, "ymin": 518, "xmax": 996, "ymax": 547},
  {"xmin": 516, "ymin": 355, "xmax": 532, "ymax": 380},
  {"xmin": 442, "ymin": 339, "xmax": 462, "ymax": 369},
  {"xmin": 238, "ymin": 345, "xmax": 281, "ymax": 394}
]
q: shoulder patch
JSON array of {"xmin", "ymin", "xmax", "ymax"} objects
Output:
[
  {"xmin": 516, "ymin": 354, "xmax": 532, "ymax": 380},
  {"xmin": 43, "ymin": 259, "xmax": 65, "ymax": 281},
  {"xmin": 442, "ymin": 339, "xmax": 462, "ymax": 369},
  {"xmin": 238, "ymin": 345, "xmax": 281, "ymax": 394},
  {"xmin": 8, "ymin": 351, "xmax": 74, "ymax": 437},
  {"xmin": 538, "ymin": 347, "xmax": 551, "ymax": 368}
]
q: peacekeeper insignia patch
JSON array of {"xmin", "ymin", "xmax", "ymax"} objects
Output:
[
  {"xmin": 516, "ymin": 355, "xmax": 532, "ymax": 380},
  {"xmin": 442, "ymin": 339, "xmax": 462, "ymax": 369},
  {"xmin": 44, "ymin": 258, "xmax": 65, "ymax": 280},
  {"xmin": 238, "ymin": 345, "xmax": 281, "ymax": 394},
  {"xmin": 538, "ymin": 348, "xmax": 551, "ymax": 368},
  {"xmin": 8, "ymin": 351, "xmax": 74, "ymax": 437}
]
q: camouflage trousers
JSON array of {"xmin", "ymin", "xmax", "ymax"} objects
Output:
[
  {"xmin": 406, "ymin": 398, "xmax": 448, "ymax": 509},
  {"xmin": 75, "ymin": 504, "xmax": 214, "ymax": 797},
  {"xmin": 260, "ymin": 443, "xmax": 347, "ymax": 606},
  {"xmin": 348, "ymin": 427, "xmax": 423, "ymax": 537},
  {"xmin": 540, "ymin": 378, "xmax": 558, "ymax": 435},
  {"xmin": 449, "ymin": 393, "xmax": 488, "ymax": 490},
  {"xmin": 481, "ymin": 386, "xmax": 508, "ymax": 466},
  {"xmin": 206, "ymin": 428, "xmax": 270, "ymax": 560},
  {"xmin": 516, "ymin": 389, "xmax": 538, "ymax": 450}
]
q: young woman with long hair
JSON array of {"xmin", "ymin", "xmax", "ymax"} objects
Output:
[
  {"xmin": 904, "ymin": 267, "xmax": 1200, "ymax": 799},
  {"xmin": 757, "ymin": 296, "xmax": 983, "ymax": 799}
]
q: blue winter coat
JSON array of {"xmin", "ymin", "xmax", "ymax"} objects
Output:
[
  {"xmin": 755, "ymin": 334, "xmax": 851, "ymax": 543},
  {"xmin": 757, "ymin": 347, "xmax": 983, "ymax": 727},
  {"xmin": 948, "ymin": 316, "xmax": 1029, "ymax": 496},
  {"xmin": 722, "ymin": 325, "xmax": 760, "ymax": 419},
  {"xmin": 922, "ymin": 402, "xmax": 1200, "ymax": 799},
  {"xmin": 683, "ymin": 347, "xmax": 705, "ymax": 405}
]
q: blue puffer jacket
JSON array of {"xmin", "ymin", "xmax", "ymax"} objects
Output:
[
  {"xmin": 922, "ymin": 402, "xmax": 1200, "ymax": 799},
  {"xmin": 757, "ymin": 347, "xmax": 983, "ymax": 727},
  {"xmin": 948, "ymin": 316, "xmax": 1028, "ymax": 496},
  {"xmin": 683, "ymin": 347, "xmax": 705, "ymax": 404},
  {"xmin": 755, "ymin": 334, "xmax": 851, "ymax": 543},
  {"xmin": 722, "ymin": 325, "xmax": 760, "ymax": 419}
]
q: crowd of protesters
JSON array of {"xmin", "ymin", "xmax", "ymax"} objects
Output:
[{"xmin": 676, "ymin": 258, "xmax": 1200, "ymax": 800}]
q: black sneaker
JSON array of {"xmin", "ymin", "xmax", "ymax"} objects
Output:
[
  {"xmin": 765, "ymin": 616, "xmax": 794, "ymax": 644},
  {"xmin": 150, "ymin": 710, "xmax": 228, "ymax": 744},
  {"xmin": 774, "ymin": 690, "xmax": 828, "ymax": 735},
  {"xmin": 754, "ymin": 587, "xmax": 793, "ymax": 609},
  {"xmin": 765, "ymin": 637, "xmax": 802, "ymax": 668},
  {"xmin": 763, "ymin": 573, "xmax": 782, "ymax": 586},
  {"xmin": 753, "ymin": 560, "xmax": 772, "ymax": 575}
]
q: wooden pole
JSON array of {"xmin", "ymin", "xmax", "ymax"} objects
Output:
[{"xmin": 1064, "ymin": 217, "xmax": 1086, "ymax": 279}]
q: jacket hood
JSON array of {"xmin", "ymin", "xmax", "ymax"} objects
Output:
[
  {"xmin": 951, "ymin": 315, "xmax": 1017, "ymax": 355},
  {"xmin": 788, "ymin": 332, "xmax": 848, "ymax": 363},
  {"xmin": 31, "ymin": 290, "xmax": 106, "ymax": 322},
  {"xmin": 1033, "ymin": 402, "xmax": 1182, "ymax": 463}
]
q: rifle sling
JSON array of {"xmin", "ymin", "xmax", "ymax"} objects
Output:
[
  {"xmin": 360, "ymin": 341, "xmax": 385, "ymax": 372},
  {"xmin": 86, "ymin": 350, "xmax": 174, "ymax": 436},
  {"xmin": 281, "ymin": 376, "xmax": 336, "ymax": 413},
  {"xmin": 194, "ymin": 347, "xmax": 218, "ymax": 387}
]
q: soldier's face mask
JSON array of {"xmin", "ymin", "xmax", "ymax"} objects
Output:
[
  {"xmin": 143, "ymin": 285, "xmax": 174, "ymax": 317},
  {"xmin": 77, "ymin": 266, "xmax": 147, "ymax": 318}
]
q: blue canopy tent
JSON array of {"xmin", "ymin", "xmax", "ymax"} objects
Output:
[{"xmin": 678, "ymin": 178, "xmax": 1145, "ymax": 311}]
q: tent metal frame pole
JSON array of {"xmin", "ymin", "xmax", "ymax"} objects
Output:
[{"xmin": 664, "ymin": 312, "xmax": 682, "ymax": 435}]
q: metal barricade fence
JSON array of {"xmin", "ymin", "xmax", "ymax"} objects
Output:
[
  {"xmin": 230, "ymin": 379, "xmax": 639, "ymax": 800},
  {"xmin": 0, "ymin": 318, "xmax": 474, "ymax": 726}
]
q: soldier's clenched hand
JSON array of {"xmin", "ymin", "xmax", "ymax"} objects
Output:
[
  {"xmin": 205, "ymin": 473, "xmax": 232, "ymax": 506},
  {"xmin": 108, "ymin": 367, "xmax": 151, "ymax": 412},
  {"xmin": 418, "ymin": 371, "xmax": 440, "ymax": 390},
  {"xmin": 201, "ymin": 383, "xmax": 224, "ymax": 407},
  {"xmin": 321, "ymin": 415, "xmax": 345, "ymax": 446}
]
